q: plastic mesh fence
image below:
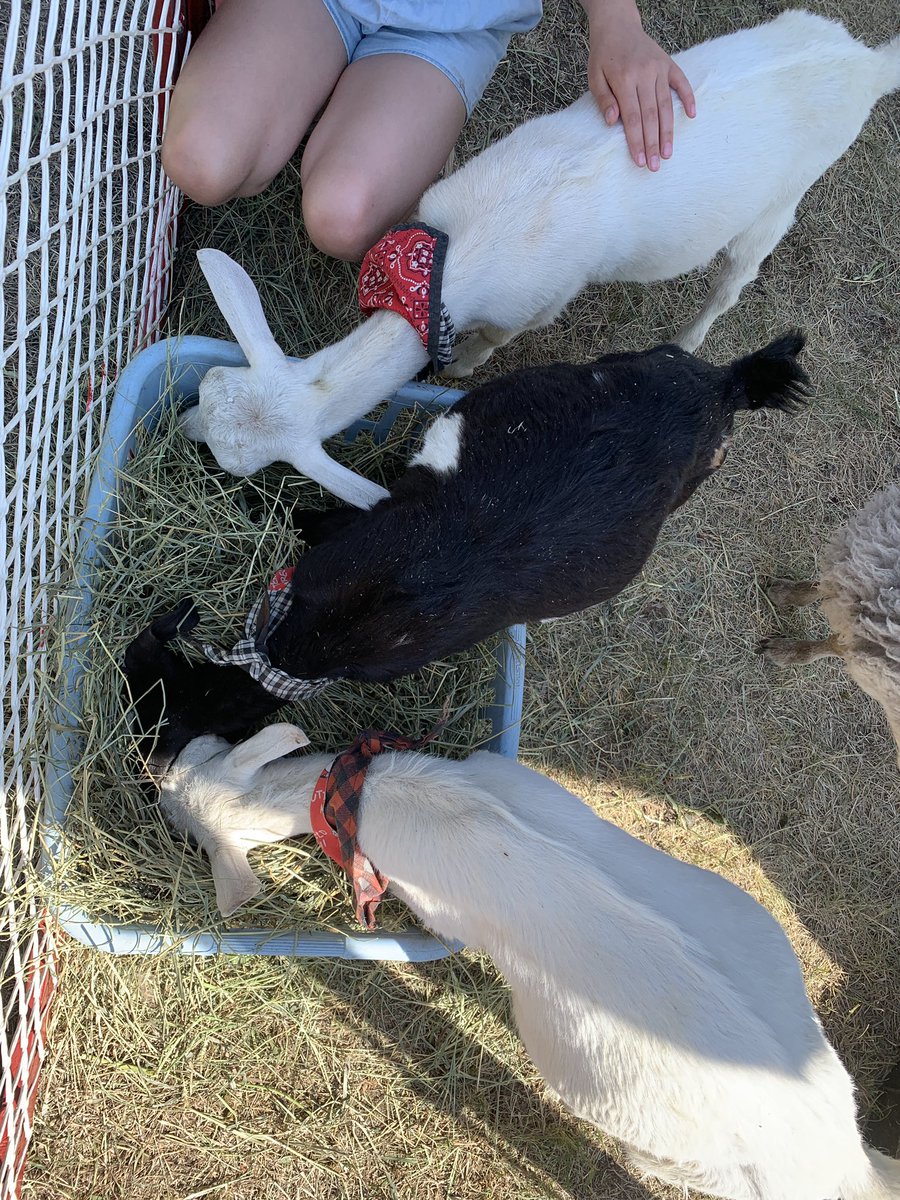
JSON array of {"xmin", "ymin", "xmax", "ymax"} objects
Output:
[{"xmin": 0, "ymin": 1, "xmax": 197, "ymax": 1192}]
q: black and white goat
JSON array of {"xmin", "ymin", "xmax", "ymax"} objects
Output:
[{"xmin": 125, "ymin": 333, "xmax": 808, "ymax": 772}]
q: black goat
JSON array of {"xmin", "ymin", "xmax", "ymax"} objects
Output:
[{"xmin": 125, "ymin": 332, "xmax": 809, "ymax": 772}]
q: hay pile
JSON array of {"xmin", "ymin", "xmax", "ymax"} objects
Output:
[{"xmin": 57, "ymin": 390, "xmax": 505, "ymax": 935}]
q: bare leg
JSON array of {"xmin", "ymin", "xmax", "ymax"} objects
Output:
[
  {"xmin": 765, "ymin": 577, "xmax": 821, "ymax": 610},
  {"xmin": 757, "ymin": 634, "xmax": 843, "ymax": 667},
  {"xmin": 161, "ymin": 0, "xmax": 348, "ymax": 205},
  {"xmin": 675, "ymin": 203, "xmax": 798, "ymax": 352},
  {"xmin": 300, "ymin": 55, "xmax": 466, "ymax": 261}
]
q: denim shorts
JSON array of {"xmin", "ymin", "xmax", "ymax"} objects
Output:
[{"xmin": 321, "ymin": 1, "xmax": 541, "ymax": 116}]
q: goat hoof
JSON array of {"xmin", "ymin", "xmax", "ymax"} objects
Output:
[
  {"xmin": 764, "ymin": 577, "xmax": 797, "ymax": 608},
  {"xmin": 441, "ymin": 359, "xmax": 475, "ymax": 381}
]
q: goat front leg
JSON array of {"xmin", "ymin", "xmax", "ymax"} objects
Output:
[
  {"xmin": 443, "ymin": 300, "xmax": 566, "ymax": 379},
  {"xmin": 442, "ymin": 323, "xmax": 519, "ymax": 380},
  {"xmin": 757, "ymin": 633, "xmax": 842, "ymax": 666},
  {"xmin": 765, "ymin": 577, "xmax": 821, "ymax": 610},
  {"xmin": 675, "ymin": 203, "xmax": 798, "ymax": 352}
]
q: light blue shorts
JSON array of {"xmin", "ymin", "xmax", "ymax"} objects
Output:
[{"xmin": 321, "ymin": 1, "xmax": 541, "ymax": 116}]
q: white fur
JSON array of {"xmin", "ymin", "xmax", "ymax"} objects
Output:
[
  {"xmin": 183, "ymin": 13, "xmax": 900, "ymax": 506},
  {"xmin": 408, "ymin": 412, "xmax": 464, "ymax": 474},
  {"xmin": 159, "ymin": 724, "xmax": 310, "ymax": 916},
  {"xmin": 160, "ymin": 725, "xmax": 900, "ymax": 1200}
]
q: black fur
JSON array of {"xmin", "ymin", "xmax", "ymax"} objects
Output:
[
  {"xmin": 728, "ymin": 331, "xmax": 809, "ymax": 411},
  {"xmin": 124, "ymin": 332, "xmax": 809, "ymax": 769},
  {"xmin": 124, "ymin": 599, "xmax": 279, "ymax": 777}
]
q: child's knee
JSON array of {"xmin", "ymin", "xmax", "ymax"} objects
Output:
[
  {"xmin": 301, "ymin": 172, "xmax": 389, "ymax": 262},
  {"xmin": 161, "ymin": 123, "xmax": 266, "ymax": 208},
  {"xmin": 161, "ymin": 127, "xmax": 236, "ymax": 207}
]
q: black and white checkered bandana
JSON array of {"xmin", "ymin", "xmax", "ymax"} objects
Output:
[
  {"xmin": 203, "ymin": 567, "xmax": 332, "ymax": 702},
  {"xmin": 434, "ymin": 303, "xmax": 456, "ymax": 371}
]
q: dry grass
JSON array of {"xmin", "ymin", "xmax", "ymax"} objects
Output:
[{"xmin": 25, "ymin": 0, "xmax": 900, "ymax": 1196}]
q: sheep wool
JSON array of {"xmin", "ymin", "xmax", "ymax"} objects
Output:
[{"xmin": 762, "ymin": 483, "xmax": 900, "ymax": 767}]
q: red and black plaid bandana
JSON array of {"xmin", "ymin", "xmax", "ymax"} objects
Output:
[
  {"xmin": 358, "ymin": 223, "xmax": 455, "ymax": 371},
  {"xmin": 309, "ymin": 727, "xmax": 441, "ymax": 929}
]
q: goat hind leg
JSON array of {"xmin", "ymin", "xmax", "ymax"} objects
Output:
[
  {"xmin": 626, "ymin": 1148, "xmax": 760, "ymax": 1200},
  {"xmin": 675, "ymin": 203, "xmax": 798, "ymax": 353}
]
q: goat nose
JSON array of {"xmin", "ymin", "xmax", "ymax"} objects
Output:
[
  {"xmin": 147, "ymin": 727, "xmax": 196, "ymax": 782},
  {"xmin": 146, "ymin": 752, "xmax": 176, "ymax": 785}
]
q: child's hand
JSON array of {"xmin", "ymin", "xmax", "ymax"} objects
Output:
[{"xmin": 582, "ymin": 1, "xmax": 695, "ymax": 170}]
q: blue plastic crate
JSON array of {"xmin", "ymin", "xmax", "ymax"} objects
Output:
[{"xmin": 43, "ymin": 337, "xmax": 526, "ymax": 961}]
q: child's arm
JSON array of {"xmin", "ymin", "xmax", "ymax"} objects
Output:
[{"xmin": 578, "ymin": 0, "xmax": 695, "ymax": 170}]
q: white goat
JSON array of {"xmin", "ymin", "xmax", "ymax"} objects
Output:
[
  {"xmin": 160, "ymin": 724, "xmax": 900, "ymax": 1200},
  {"xmin": 182, "ymin": 11, "xmax": 900, "ymax": 507},
  {"xmin": 760, "ymin": 482, "xmax": 900, "ymax": 768}
]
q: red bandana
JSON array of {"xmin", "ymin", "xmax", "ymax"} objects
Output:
[
  {"xmin": 309, "ymin": 726, "xmax": 442, "ymax": 929},
  {"xmin": 268, "ymin": 566, "xmax": 294, "ymax": 592},
  {"xmin": 358, "ymin": 224, "xmax": 455, "ymax": 370}
]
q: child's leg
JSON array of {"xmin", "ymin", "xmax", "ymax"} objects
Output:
[
  {"xmin": 161, "ymin": 0, "xmax": 349, "ymax": 206},
  {"xmin": 300, "ymin": 54, "xmax": 467, "ymax": 261}
]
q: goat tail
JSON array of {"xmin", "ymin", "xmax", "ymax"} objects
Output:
[
  {"xmin": 874, "ymin": 33, "xmax": 900, "ymax": 96},
  {"xmin": 839, "ymin": 1146, "xmax": 900, "ymax": 1200},
  {"xmin": 728, "ymin": 329, "xmax": 811, "ymax": 413}
]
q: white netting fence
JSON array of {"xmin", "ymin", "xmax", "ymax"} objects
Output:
[{"xmin": 0, "ymin": 1, "xmax": 200, "ymax": 1192}]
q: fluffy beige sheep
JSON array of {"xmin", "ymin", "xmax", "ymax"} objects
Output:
[{"xmin": 760, "ymin": 483, "xmax": 900, "ymax": 767}]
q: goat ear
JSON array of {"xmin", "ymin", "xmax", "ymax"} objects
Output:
[
  {"xmin": 289, "ymin": 443, "xmax": 390, "ymax": 510},
  {"xmin": 223, "ymin": 724, "xmax": 311, "ymax": 788},
  {"xmin": 207, "ymin": 841, "xmax": 262, "ymax": 918},
  {"xmin": 124, "ymin": 598, "xmax": 197, "ymax": 675},
  {"xmin": 149, "ymin": 597, "xmax": 200, "ymax": 643},
  {"xmin": 196, "ymin": 249, "xmax": 286, "ymax": 371}
]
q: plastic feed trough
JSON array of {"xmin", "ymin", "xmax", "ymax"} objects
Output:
[{"xmin": 44, "ymin": 337, "xmax": 527, "ymax": 962}]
